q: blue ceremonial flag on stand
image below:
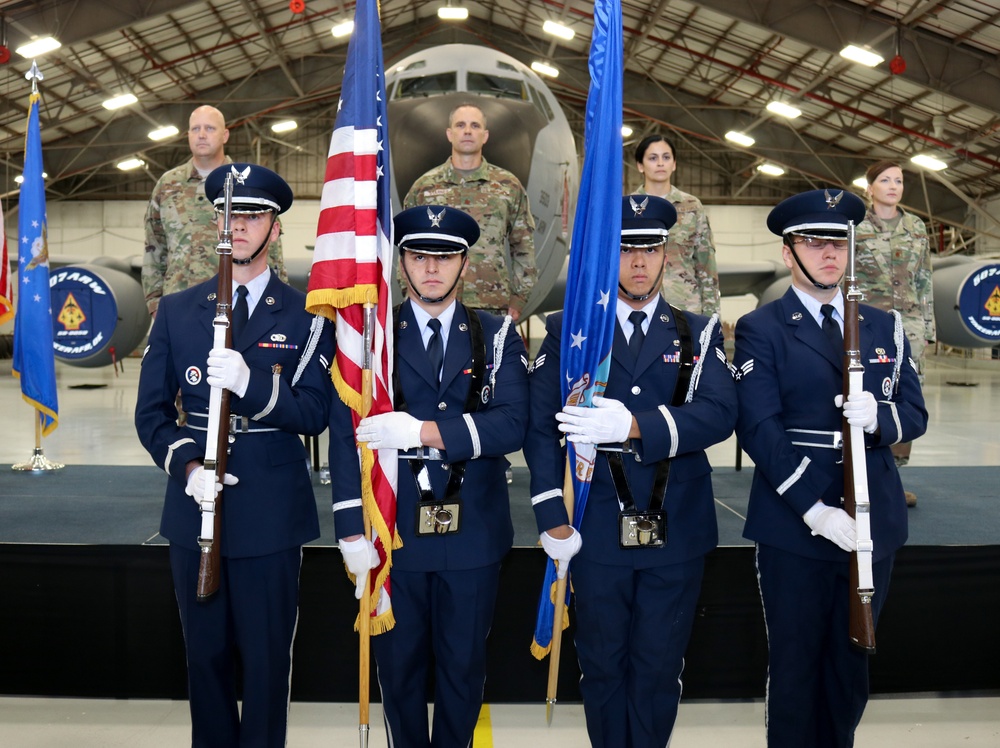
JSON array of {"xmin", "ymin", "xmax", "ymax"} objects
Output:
[
  {"xmin": 12, "ymin": 88, "xmax": 59, "ymax": 437},
  {"xmin": 532, "ymin": 0, "xmax": 623, "ymax": 657}
]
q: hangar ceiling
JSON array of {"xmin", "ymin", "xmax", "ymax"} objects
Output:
[{"xmin": 0, "ymin": 0, "xmax": 998, "ymax": 247}]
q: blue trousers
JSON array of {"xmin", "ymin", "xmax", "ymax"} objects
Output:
[
  {"xmin": 371, "ymin": 563, "xmax": 502, "ymax": 748},
  {"xmin": 571, "ymin": 555, "xmax": 705, "ymax": 748},
  {"xmin": 170, "ymin": 544, "xmax": 304, "ymax": 748},
  {"xmin": 756, "ymin": 544, "xmax": 895, "ymax": 748}
]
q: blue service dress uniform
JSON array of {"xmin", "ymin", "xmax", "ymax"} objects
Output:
[
  {"xmin": 733, "ymin": 287, "xmax": 928, "ymax": 748},
  {"xmin": 331, "ymin": 299, "xmax": 529, "ymax": 748},
  {"xmin": 135, "ymin": 270, "xmax": 333, "ymax": 748},
  {"xmin": 524, "ymin": 297, "xmax": 736, "ymax": 748}
]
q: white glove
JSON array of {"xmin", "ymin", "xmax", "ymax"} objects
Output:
[
  {"xmin": 556, "ymin": 395, "xmax": 633, "ymax": 444},
  {"xmin": 338, "ymin": 536, "xmax": 380, "ymax": 599},
  {"xmin": 207, "ymin": 347, "xmax": 251, "ymax": 398},
  {"xmin": 803, "ymin": 502, "xmax": 857, "ymax": 552},
  {"xmin": 835, "ymin": 391, "xmax": 879, "ymax": 434},
  {"xmin": 184, "ymin": 465, "xmax": 239, "ymax": 507},
  {"xmin": 356, "ymin": 412, "xmax": 423, "ymax": 450},
  {"xmin": 540, "ymin": 528, "xmax": 582, "ymax": 579}
]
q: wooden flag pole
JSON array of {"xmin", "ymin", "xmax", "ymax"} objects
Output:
[{"xmin": 545, "ymin": 463, "xmax": 575, "ymax": 724}]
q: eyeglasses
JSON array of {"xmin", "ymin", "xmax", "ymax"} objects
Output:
[{"xmin": 793, "ymin": 236, "xmax": 849, "ymax": 250}]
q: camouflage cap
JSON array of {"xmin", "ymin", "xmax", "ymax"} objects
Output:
[
  {"xmin": 767, "ymin": 188, "xmax": 865, "ymax": 239},
  {"xmin": 206, "ymin": 163, "xmax": 293, "ymax": 215},
  {"xmin": 394, "ymin": 205, "xmax": 480, "ymax": 255}
]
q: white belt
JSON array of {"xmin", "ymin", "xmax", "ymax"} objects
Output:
[{"xmin": 787, "ymin": 428, "xmax": 843, "ymax": 449}]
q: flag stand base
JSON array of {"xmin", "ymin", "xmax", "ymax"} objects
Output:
[{"xmin": 12, "ymin": 447, "xmax": 64, "ymax": 472}]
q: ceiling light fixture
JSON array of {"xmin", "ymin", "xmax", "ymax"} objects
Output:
[
  {"xmin": 530, "ymin": 60, "xmax": 559, "ymax": 78},
  {"xmin": 437, "ymin": 4, "xmax": 469, "ymax": 20},
  {"xmin": 331, "ymin": 20, "xmax": 353, "ymax": 38},
  {"xmin": 15, "ymin": 36, "xmax": 61, "ymax": 58},
  {"xmin": 148, "ymin": 125, "xmax": 179, "ymax": 141},
  {"xmin": 724, "ymin": 130, "xmax": 755, "ymax": 147},
  {"xmin": 271, "ymin": 120, "xmax": 298, "ymax": 133},
  {"xmin": 756, "ymin": 163, "xmax": 785, "ymax": 177},
  {"xmin": 15, "ymin": 172, "xmax": 48, "ymax": 184},
  {"xmin": 766, "ymin": 101, "xmax": 802, "ymax": 119},
  {"xmin": 910, "ymin": 153, "xmax": 947, "ymax": 171},
  {"xmin": 839, "ymin": 44, "xmax": 884, "ymax": 68},
  {"xmin": 852, "ymin": 176, "xmax": 868, "ymax": 190},
  {"xmin": 117, "ymin": 157, "xmax": 146, "ymax": 171},
  {"xmin": 542, "ymin": 20, "xmax": 575, "ymax": 41},
  {"xmin": 621, "ymin": 125, "xmax": 634, "ymax": 138},
  {"xmin": 103, "ymin": 93, "xmax": 138, "ymax": 110}
]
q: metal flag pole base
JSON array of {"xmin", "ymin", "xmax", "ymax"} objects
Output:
[
  {"xmin": 359, "ymin": 723, "xmax": 369, "ymax": 748},
  {"xmin": 12, "ymin": 447, "xmax": 64, "ymax": 471}
]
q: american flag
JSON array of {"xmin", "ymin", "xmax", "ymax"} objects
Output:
[
  {"xmin": 532, "ymin": 0, "xmax": 623, "ymax": 659},
  {"xmin": 305, "ymin": 0, "xmax": 398, "ymax": 634}
]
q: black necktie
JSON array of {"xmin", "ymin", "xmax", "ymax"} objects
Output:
[
  {"xmin": 628, "ymin": 310, "xmax": 646, "ymax": 359},
  {"xmin": 426, "ymin": 318, "xmax": 443, "ymax": 383},
  {"xmin": 821, "ymin": 304, "xmax": 843, "ymax": 353},
  {"xmin": 232, "ymin": 285, "xmax": 249, "ymax": 346}
]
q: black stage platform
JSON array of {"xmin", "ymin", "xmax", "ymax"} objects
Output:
[{"xmin": 1, "ymin": 465, "xmax": 997, "ymax": 701}]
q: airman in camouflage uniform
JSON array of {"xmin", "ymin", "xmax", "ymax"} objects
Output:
[
  {"xmin": 402, "ymin": 104, "xmax": 536, "ymax": 320},
  {"xmin": 855, "ymin": 160, "xmax": 934, "ymax": 503},
  {"xmin": 636, "ymin": 184, "xmax": 720, "ymax": 316},
  {"xmin": 633, "ymin": 134, "xmax": 720, "ymax": 317},
  {"xmin": 142, "ymin": 106, "xmax": 286, "ymax": 316},
  {"xmin": 855, "ymin": 208, "xmax": 934, "ymax": 371}
]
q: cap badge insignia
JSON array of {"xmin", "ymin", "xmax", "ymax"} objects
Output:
[
  {"xmin": 231, "ymin": 164, "xmax": 252, "ymax": 185},
  {"xmin": 629, "ymin": 196, "xmax": 649, "ymax": 216},
  {"xmin": 824, "ymin": 189, "xmax": 844, "ymax": 209},
  {"xmin": 427, "ymin": 207, "xmax": 445, "ymax": 227}
]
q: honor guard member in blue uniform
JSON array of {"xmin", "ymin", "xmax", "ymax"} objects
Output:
[
  {"xmin": 332, "ymin": 206, "xmax": 530, "ymax": 748},
  {"xmin": 135, "ymin": 163, "xmax": 334, "ymax": 748},
  {"xmin": 732, "ymin": 189, "xmax": 928, "ymax": 748},
  {"xmin": 524, "ymin": 196, "xmax": 737, "ymax": 748}
]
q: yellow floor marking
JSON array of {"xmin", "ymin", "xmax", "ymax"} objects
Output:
[{"xmin": 473, "ymin": 702, "xmax": 494, "ymax": 747}]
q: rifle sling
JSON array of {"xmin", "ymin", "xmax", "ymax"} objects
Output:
[
  {"xmin": 605, "ymin": 306, "xmax": 693, "ymax": 514},
  {"xmin": 393, "ymin": 305, "xmax": 487, "ymax": 505}
]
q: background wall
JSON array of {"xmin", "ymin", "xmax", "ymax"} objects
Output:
[{"xmin": 4, "ymin": 197, "xmax": 780, "ymax": 335}]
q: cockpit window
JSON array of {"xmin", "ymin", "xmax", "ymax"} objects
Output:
[
  {"xmin": 394, "ymin": 72, "xmax": 458, "ymax": 99},
  {"xmin": 467, "ymin": 73, "xmax": 526, "ymax": 101},
  {"xmin": 527, "ymin": 83, "xmax": 555, "ymax": 121}
]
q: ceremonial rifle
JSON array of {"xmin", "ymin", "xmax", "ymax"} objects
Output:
[
  {"xmin": 196, "ymin": 173, "xmax": 234, "ymax": 600},
  {"xmin": 842, "ymin": 219, "xmax": 877, "ymax": 653}
]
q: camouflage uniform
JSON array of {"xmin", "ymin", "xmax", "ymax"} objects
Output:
[
  {"xmin": 636, "ymin": 184, "xmax": 720, "ymax": 316},
  {"xmin": 403, "ymin": 157, "xmax": 536, "ymax": 316},
  {"xmin": 855, "ymin": 207, "xmax": 935, "ymax": 371},
  {"xmin": 143, "ymin": 157, "xmax": 287, "ymax": 315}
]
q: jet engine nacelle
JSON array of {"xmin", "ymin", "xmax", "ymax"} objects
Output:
[
  {"xmin": 49, "ymin": 262, "xmax": 149, "ymax": 368},
  {"xmin": 752, "ymin": 256, "xmax": 1000, "ymax": 349}
]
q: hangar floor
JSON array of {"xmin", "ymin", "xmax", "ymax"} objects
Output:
[{"xmin": 1, "ymin": 350, "xmax": 998, "ymax": 746}]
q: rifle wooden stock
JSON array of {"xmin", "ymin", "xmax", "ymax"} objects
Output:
[
  {"xmin": 842, "ymin": 220, "xmax": 876, "ymax": 653},
  {"xmin": 197, "ymin": 173, "xmax": 235, "ymax": 601}
]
